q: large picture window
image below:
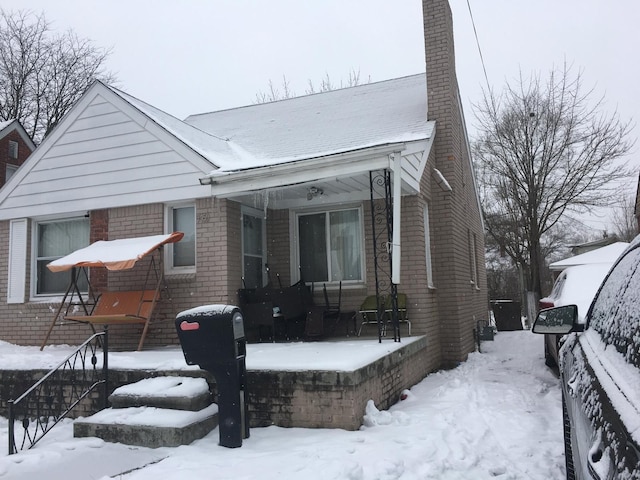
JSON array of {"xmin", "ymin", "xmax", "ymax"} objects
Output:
[
  {"xmin": 297, "ymin": 207, "xmax": 363, "ymax": 283},
  {"xmin": 35, "ymin": 217, "xmax": 89, "ymax": 295},
  {"xmin": 166, "ymin": 204, "xmax": 196, "ymax": 272}
]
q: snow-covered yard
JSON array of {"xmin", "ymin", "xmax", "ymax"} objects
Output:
[{"xmin": 0, "ymin": 331, "xmax": 565, "ymax": 480}]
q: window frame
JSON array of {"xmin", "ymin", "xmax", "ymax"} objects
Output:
[
  {"xmin": 8, "ymin": 140, "xmax": 18, "ymax": 159},
  {"xmin": 291, "ymin": 204, "xmax": 365, "ymax": 286},
  {"xmin": 241, "ymin": 206, "xmax": 267, "ymax": 288},
  {"xmin": 164, "ymin": 203, "xmax": 196, "ymax": 275},
  {"xmin": 424, "ymin": 204, "xmax": 434, "ymax": 289},
  {"xmin": 30, "ymin": 215, "xmax": 90, "ymax": 299},
  {"xmin": 6, "ymin": 164, "xmax": 17, "ymax": 182},
  {"xmin": 468, "ymin": 229, "xmax": 480, "ymax": 289}
]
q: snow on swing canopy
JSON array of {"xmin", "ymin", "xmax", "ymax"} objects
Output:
[{"xmin": 46, "ymin": 232, "xmax": 184, "ymax": 272}]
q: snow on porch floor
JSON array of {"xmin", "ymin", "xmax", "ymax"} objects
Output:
[{"xmin": 0, "ymin": 336, "xmax": 422, "ymax": 373}]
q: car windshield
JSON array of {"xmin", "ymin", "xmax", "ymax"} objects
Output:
[{"xmin": 588, "ymin": 244, "xmax": 640, "ymax": 368}]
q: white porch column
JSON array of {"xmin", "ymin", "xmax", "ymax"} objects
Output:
[{"xmin": 390, "ymin": 152, "xmax": 402, "ymax": 284}]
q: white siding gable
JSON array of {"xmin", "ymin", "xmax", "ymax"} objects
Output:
[{"xmin": 0, "ymin": 85, "xmax": 216, "ymax": 221}]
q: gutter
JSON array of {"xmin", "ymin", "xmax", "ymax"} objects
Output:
[{"xmin": 198, "ymin": 143, "xmax": 409, "ymax": 188}]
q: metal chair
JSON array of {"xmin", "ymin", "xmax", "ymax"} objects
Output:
[
  {"xmin": 384, "ymin": 293, "xmax": 411, "ymax": 336},
  {"xmin": 357, "ymin": 294, "xmax": 384, "ymax": 336}
]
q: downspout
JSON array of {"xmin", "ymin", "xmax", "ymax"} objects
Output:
[{"xmin": 390, "ymin": 152, "xmax": 402, "ymax": 284}]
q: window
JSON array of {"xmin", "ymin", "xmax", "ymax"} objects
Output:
[
  {"xmin": 297, "ymin": 207, "xmax": 363, "ymax": 283},
  {"xmin": 8, "ymin": 140, "xmax": 18, "ymax": 159},
  {"xmin": 6, "ymin": 164, "xmax": 17, "ymax": 182},
  {"xmin": 242, "ymin": 208, "xmax": 266, "ymax": 288},
  {"xmin": 424, "ymin": 205, "xmax": 434, "ymax": 288},
  {"xmin": 468, "ymin": 229, "xmax": 479, "ymax": 287},
  {"xmin": 34, "ymin": 217, "xmax": 89, "ymax": 295},
  {"xmin": 588, "ymin": 246, "xmax": 640, "ymax": 367},
  {"xmin": 166, "ymin": 204, "xmax": 195, "ymax": 272}
]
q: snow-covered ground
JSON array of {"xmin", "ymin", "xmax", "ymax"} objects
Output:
[{"xmin": 0, "ymin": 331, "xmax": 565, "ymax": 479}]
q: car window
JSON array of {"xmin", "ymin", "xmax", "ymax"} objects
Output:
[
  {"xmin": 550, "ymin": 272, "xmax": 567, "ymax": 298},
  {"xmin": 588, "ymin": 245, "xmax": 640, "ymax": 368}
]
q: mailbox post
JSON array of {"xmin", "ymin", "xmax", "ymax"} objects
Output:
[{"xmin": 175, "ymin": 305, "xmax": 250, "ymax": 448}]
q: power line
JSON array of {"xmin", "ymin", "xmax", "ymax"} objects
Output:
[{"xmin": 465, "ymin": 0, "xmax": 491, "ymax": 93}]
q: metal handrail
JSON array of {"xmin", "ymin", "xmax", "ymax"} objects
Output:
[{"xmin": 8, "ymin": 329, "xmax": 109, "ymax": 454}]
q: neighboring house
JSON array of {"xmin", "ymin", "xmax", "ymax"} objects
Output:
[
  {"xmin": 549, "ymin": 241, "xmax": 629, "ymax": 273},
  {"xmin": 0, "ymin": 119, "xmax": 36, "ymax": 188},
  {"xmin": 0, "ymin": 0, "xmax": 487, "ymax": 371},
  {"xmin": 567, "ymin": 235, "xmax": 620, "ymax": 256}
]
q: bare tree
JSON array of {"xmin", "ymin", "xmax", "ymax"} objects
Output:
[
  {"xmin": 0, "ymin": 10, "xmax": 116, "ymax": 143},
  {"xmin": 610, "ymin": 189, "xmax": 638, "ymax": 242},
  {"xmin": 254, "ymin": 75, "xmax": 294, "ymax": 104},
  {"xmin": 254, "ymin": 69, "xmax": 370, "ymax": 104},
  {"xmin": 474, "ymin": 64, "xmax": 634, "ymax": 298}
]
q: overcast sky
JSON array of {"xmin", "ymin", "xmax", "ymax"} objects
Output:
[{"xmin": 3, "ymin": 0, "xmax": 639, "ymax": 232}]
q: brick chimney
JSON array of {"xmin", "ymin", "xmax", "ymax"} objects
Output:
[{"xmin": 423, "ymin": 0, "xmax": 488, "ymax": 367}]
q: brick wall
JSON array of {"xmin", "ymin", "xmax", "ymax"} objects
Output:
[
  {"xmin": 0, "ymin": 337, "xmax": 430, "ymax": 431},
  {"xmin": 0, "ymin": 198, "xmax": 246, "ymax": 350},
  {"xmin": 0, "ymin": 128, "xmax": 33, "ymax": 187},
  {"xmin": 90, "ymin": 209, "xmax": 109, "ymax": 293},
  {"xmin": 423, "ymin": 0, "xmax": 488, "ymax": 367}
]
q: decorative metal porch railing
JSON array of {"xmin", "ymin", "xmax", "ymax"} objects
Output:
[
  {"xmin": 8, "ymin": 329, "xmax": 109, "ymax": 454},
  {"xmin": 369, "ymin": 169, "xmax": 401, "ymax": 343}
]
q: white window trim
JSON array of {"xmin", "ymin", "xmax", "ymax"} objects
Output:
[
  {"xmin": 8, "ymin": 218, "xmax": 27, "ymax": 304},
  {"xmin": 30, "ymin": 214, "xmax": 89, "ymax": 300},
  {"xmin": 164, "ymin": 203, "xmax": 196, "ymax": 275},
  {"xmin": 468, "ymin": 229, "xmax": 479, "ymax": 288},
  {"xmin": 6, "ymin": 164, "xmax": 18, "ymax": 182},
  {"xmin": 424, "ymin": 204, "xmax": 434, "ymax": 289},
  {"xmin": 8, "ymin": 140, "xmax": 18, "ymax": 159},
  {"xmin": 290, "ymin": 203, "xmax": 366, "ymax": 286},
  {"xmin": 241, "ymin": 206, "xmax": 267, "ymax": 288},
  {"xmin": 472, "ymin": 232, "xmax": 480, "ymax": 290}
]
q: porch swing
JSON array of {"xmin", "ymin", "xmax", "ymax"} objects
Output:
[{"xmin": 39, "ymin": 232, "xmax": 184, "ymax": 351}]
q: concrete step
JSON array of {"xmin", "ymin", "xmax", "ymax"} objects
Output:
[
  {"xmin": 74, "ymin": 376, "xmax": 218, "ymax": 448},
  {"xmin": 109, "ymin": 376, "xmax": 212, "ymax": 411},
  {"xmin": 74, "ymin": 403, "xmax": 219, "ymax": 448}
]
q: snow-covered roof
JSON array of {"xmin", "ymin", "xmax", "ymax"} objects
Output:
[
  {"xmin": 108, "ymin": 86, "xmax": 243, "ymax": 169},
  {"xmin": 0, "ymin": 76, "xmax": 435, "ymax": 219},
  {"xmin": 550, "ymin": 241, "xmax": 630, "ymax": 270},
  {"xmin": 186, "ymin": 74, "xmax": 433, "ymax": 173}
]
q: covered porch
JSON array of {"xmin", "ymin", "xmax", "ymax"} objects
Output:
[{"xmin": 200, "ymin": 138, "xmax": 434, "ymax": 343}]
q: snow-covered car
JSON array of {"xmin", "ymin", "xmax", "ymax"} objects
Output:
[
  {"xmin": 532, "ymin": 238, "xmax": 640, "ymax": 479},
  {"xmin": 538, "ymin": 263, "xmax": 612, "ymax": 368}
]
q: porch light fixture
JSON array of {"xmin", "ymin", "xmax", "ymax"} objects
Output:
[{"xmin": 307, "ymin": 186, "xmax": 323, "ymax": 200}]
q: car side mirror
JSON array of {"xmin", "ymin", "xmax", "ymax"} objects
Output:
[{"xmin": 532, "ymin": 305, "xmax": 584, "ymax": 335}]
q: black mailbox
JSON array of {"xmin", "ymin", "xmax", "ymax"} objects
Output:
[{"xmin": 175, "ymin": 304, "xmax": 249, "ymax": 448}]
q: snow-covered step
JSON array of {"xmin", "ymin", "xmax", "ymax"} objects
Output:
[
  {"xmin": 74, "ymin": 403, "xmax": 219, "ymax": 448},
  {"xmin": 74, "ymin": 376, "xmax": 218, "ymax": 448},
  {"xmin": 108, "ymin": 376, "xmax": 212, "ymax": 411}
]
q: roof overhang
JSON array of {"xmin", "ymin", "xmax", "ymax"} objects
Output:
[{"xmin": 199, "ymin": 137, "xmax": 434, "ymax": 209}]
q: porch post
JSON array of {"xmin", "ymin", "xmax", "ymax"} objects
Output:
[
  {"xmin": 390, "ymin": 152, "xmax": 402, "ymax": 284},
  {"xmin": 368, "ymin": 168, "xmax": 401, "ymax": 342}
]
